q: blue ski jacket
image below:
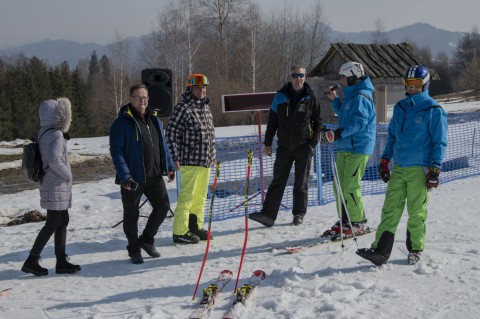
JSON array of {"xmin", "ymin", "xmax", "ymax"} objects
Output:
[
  {"xmin": 331, "ymin": 76, "xmax": 376, "ymax": 154},
  {"xmin": 382, "ymin": 91, "xmax": 448, "ymax": 168}
]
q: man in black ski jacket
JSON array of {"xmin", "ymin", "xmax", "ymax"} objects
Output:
[{"xmin": 249, "ymin": 65, "xmax": 322, "ymax": 227}]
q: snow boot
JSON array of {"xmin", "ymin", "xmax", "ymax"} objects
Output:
[
  {"xmin": 293, "ymin": 215, "xmax": 303, "ymax": 226},
  {"xmin": 54, "ymin": 227, "xmax": 81, "ymax": 273},
  {"xmin": 356, "ymin": 248, "xmax": 389, "ymax": 266},
  {"xmin": 56, "ymin": 254, "xmax": 81, "ymax": 274},
  {"xmin": 173, "ymin": 231, "xmax": 200, "ymax": 244},
  {"xmin": 21, "ymin": 253, "xmax": 48, "ymax": 276},
  {"xmin": 189, "ymin": 215, "xmax": 212, "ymax": 240},
  {"xmin": 248, "ymin": 211, "xmax": 274, "ymax": 227},
  {"xmin": 190, "ymin": 228, "xmax": 210, "ymax": 240},
  {"xmin": 407, "ymin": 251, "xmax": 422, "ymax": 265},
  {"xmin": 331, "ymin": 220, "xmax": 368, "ymax": 236},
  {"xmin": 139, "ymin": 234, "xmax": 161, "ymax": 258}
]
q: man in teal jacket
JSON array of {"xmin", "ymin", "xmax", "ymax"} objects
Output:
[
  {"xmin": 357, "ymin": 65, "xmax": 448, "ymax": 266},
  {"xmin": 323, "ymin": 61, "xmax": 376, "ymax": 236}
]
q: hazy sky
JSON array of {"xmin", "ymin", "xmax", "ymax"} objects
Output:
[{"xmin": 0, "ymin": 0, "xmax": 478, "ymax": 49}]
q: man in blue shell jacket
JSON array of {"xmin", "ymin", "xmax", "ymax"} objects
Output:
[
  {"xmin": 357, "ymin": 65, "xmax": 448, "ymax": 266},
  {"xmin": 110, "ymin": 83, "xmax": 175, "ymax": 264},
  {"xmin": 323, "ymin": 61, "xmax": 377, "ymax": 237}
]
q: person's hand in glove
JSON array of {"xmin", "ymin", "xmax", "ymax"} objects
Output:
[
  {"xmin": 378, "ymin": 158, "xmax": 390, "ymax": 183},
  {"xmin": 167, "ymin": 171, "xmax": 175, "ymax": 182},
  {"xmin": 426, "ymin": 166, "xmax": 440, "ymax": 189},
  {"xmin": 122, "ymin": 178, "xmax": 138, "ymax": 191},
  {"xmin": 319, "ymin": 128, "xmax": 342, "ymax": 144}
]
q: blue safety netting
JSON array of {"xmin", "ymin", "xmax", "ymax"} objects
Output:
[{"xmin": 197, "ymin": 112, "xmax": 480, "ymax": 221}]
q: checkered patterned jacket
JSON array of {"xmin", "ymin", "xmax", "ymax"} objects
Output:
[{"xmin": 167, "ymin": 92, "xmax": 216, "ymax": 167}]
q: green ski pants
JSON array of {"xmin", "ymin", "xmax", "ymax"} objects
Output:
[
  {"xmin": 333, "ymin": 152, "xmax": 370, "ymax": 223},
  {"xmin": 372, "ymin": 165, "xmax": 429, "ymax": 253}
]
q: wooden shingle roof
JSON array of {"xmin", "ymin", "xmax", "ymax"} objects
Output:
[{"xmin": 308, "ymin": 42, "xmax": 438, "ymax": 79}]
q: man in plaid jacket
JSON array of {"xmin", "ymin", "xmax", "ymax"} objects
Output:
[{"xmin": 167, "ymin": 74, "xmax": 216, "ymax": 244}]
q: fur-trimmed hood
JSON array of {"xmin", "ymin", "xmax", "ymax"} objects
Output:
[{"xmin": 39, "ymin": 97, "xmax": 72, "ymax": 133}]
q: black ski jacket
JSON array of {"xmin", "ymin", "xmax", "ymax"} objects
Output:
[{"xmin": 264, "ymin": 82, "xmax": 321, "ymax": 150}]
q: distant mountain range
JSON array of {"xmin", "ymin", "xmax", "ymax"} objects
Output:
[
  {"xmin": 330, "ymin": 23, "xmax": 463, "ymax": 59},
  {"xmin": 0, "ymin": 23, "xmax": 465, "ymax": 67},
  {"xmin": 0, "ymin": 39, "xmax": 108, "ymax": 67}
]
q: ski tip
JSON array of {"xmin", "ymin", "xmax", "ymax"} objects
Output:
[
  {"xmin": 221, "ymin": 269, "xmax": 234, "ymax": 276},
  {"xmin": 253, "ymin": 270, "xmax": 266, "ymax": 279},
  {"xmin": 286, "ymin": 248, "xmax": 304, "ymax": 253}
]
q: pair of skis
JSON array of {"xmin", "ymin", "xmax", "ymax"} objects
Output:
[
  {"xmin": 190, "ymin": 269, "xmax": 266, "ymax": 319},
  {"xmin": 192, "ymin": 150, "xmax": 256, "ymax": 318},
  {"xmin": 273, "ymin": 227, "xmax": 374, "ymax": 254}
]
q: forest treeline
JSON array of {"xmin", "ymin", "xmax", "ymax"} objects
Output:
[{"xmin": 0, "ymin": 0, "xmax": 479, "ymax": 141}]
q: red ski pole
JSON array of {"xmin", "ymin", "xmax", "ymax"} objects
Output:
[
  {"xmin": 192, "ymin": 162, "xmax": 221, "ymax": 300},
  {"xmin": 234, "ymin": 150, "xmax": 254, "ymax": 292}
]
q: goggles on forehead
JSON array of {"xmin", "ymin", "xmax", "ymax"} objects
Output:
[
  {"xmin": 187, "ymin": 74, "xmax": 209, "ymax": 87},
  {"xmin": 403, "ymin": 78, "xmax": 424, "ymax": 89}
]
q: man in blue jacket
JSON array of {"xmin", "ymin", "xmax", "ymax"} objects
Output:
[
  {"xmin": 110, "ymin": 84, "xmax": 175, "ymax": 264},
  {"xmin": 357, "ymin": 65, "xmax": 448, "ymax": 266},
  {"xmin": 249, "ymin": 65, "xmax": 322, "ymax": 227},
  {"xmin": 323, "ymin": 61, "xmax": 376, "ymax": 236}
]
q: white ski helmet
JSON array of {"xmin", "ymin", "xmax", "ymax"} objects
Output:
[{"xmin": 339, "ymin": 61, "xmax": 364, "ymax": 85}]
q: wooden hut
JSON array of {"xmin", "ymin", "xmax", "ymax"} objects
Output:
[{"xmin": 308, "ymin": 42, "xmax": 438, "ymax": 123}]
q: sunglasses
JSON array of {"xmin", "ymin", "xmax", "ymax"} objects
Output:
[
  {"xmin": 130, "ymin": 96, "xmax": 149, "ymax": 101},
  {"xmin": 188, "ymin": 75, "xmax": 209, "ymax": 86},
  {"xmin": 404, "ymin": 78, "xmax": 424, "ymax": 89},
  {"xmin": 291, "ymin": 73, "xmax": 305, "ymax": 79}
]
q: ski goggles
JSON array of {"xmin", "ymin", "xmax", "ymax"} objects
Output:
[
  {"xmin": 187, "ymin": 74, "xmax": 209, "ymax": 86},
  {"xmin": 291, "ymin": 73, "xmax": 305, "ymax": 78},
  {"xmin": 403, "ymin": 78, "xmax": 424, "ymax": 89}
]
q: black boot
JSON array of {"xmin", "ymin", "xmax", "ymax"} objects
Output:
[
  {"xmin": 189, "ymin": 215, "xmax": 211, "ymax": 240},
  {"xmin": 54, "ymin": 226, "xmax": 81, "ymax": 274},
  {"xmin": 21, "ymin": 253, "xmax": 48, "ymax": 276},
  {"xmin": 56, "ymin": 254, "xmax": 81, "ymax": 274}
]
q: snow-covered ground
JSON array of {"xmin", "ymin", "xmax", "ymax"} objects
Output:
[{"xmin": 1, "ymin": 103, "xmax": 479, "ymax": 318}]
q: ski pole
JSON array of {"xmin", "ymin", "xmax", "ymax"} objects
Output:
[
  {"xmin": 192, "ymin": 162, "xmax": 221, "ymax": 300},
  {"xmin": 234, "ymin": 150, "xmax": 254, "ymax": 292},
  {"xmin": 328, "ymin": 144, "xmax": 345, "ymax": 248},
  {"xmin": 328, "ymin": 143, "xmax": 358, "ymax": 248}
]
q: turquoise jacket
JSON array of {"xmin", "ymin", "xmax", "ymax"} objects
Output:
[
  {"xmin": 331, "ymin": 76, "xmax": 376, "ymax": 154},
  {"xmin": 382, "ymin": 91, "xmax": 448, "ymax": 167}
]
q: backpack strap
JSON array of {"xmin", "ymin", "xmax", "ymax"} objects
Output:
[
  {"xmin": 37, "ymin": 128, "xmax": 59, "ymax": 173},
  {"xmin": 38, "ymin": 127, "xmax": 56, "ymax": 142}
]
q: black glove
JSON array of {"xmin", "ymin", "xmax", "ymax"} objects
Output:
[
  {"xmin": 378, "ymin": 158, "xmax": 390, "ymax": 183},
  {"xmin": 426, "ymin": 166, "xmax": 440, "ymax": 189}
]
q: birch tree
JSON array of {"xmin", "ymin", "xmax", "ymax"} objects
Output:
[{"xmin": 107, "ymin": 32, "xmax": 131, "ymax": 117}]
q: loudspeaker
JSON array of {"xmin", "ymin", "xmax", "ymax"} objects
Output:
[{"xmin": 141, "ymin": 68, "xmax": 173, "ymax": 118}]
